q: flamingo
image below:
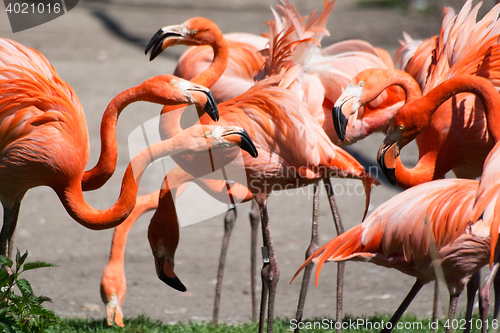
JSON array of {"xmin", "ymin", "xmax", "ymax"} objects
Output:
[
  {"xmin": 100, "ymin": 141, "xmax": 258, "ymax": 326},
  {"xmin": 146, "ymin": 16, "xmax": 379, "ymax": 331},
  {"xmin": 99, "ymin": 31, "xmax": 266, "ymax": 326},
  {"xmin": 0, "ymin": 37, "xmax": 221, "ymax": 257},
  {"xmin": 296, "ymin": 74, "xmax": 500, "ymax": 333},
  {"xmin": 294, "ymin": 177, "xmax": 486, "ymax": 333}
]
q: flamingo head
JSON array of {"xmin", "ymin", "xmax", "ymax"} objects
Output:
[
  {"xmin": 377, "ymin": 96, "xmax": 429, "ymax": 186},
  {"xmin": 150, "ymin": 239, "xmax": 187, "ymax": 292},
  {"xmin": 201, "ymin": 126, "xmax": 258, "ymax": 158},
  {"xmin": 138, "ymin": 75, "xmax": 219, "ymax": 122},
  {"xmin": 146, "ymin": 17, "xmax": 221, "ymax": 61},
  {"xmin": 168, "ymin": 125, "xmax": 259, "ymax": 159},
  {"xmin": 333, "ymin": 68, "xmax": 395, "ymax": 141}
]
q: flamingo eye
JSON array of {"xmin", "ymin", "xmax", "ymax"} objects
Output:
[
  {"xmin": 204, "ymin": 132, "xmax": 211, "ymax": 138},
  {"xmin": 170, "ymin": 79, "xmax": 178, "ymax": 85},
  {"xmin": 359, "ymin": 81, "xmax": 365, "ymax": 87},
  {"xmin": 191, "ymin": 30, "xmax": 198, "ymax": 35}
]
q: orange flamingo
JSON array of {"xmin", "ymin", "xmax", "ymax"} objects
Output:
[
  {"xmin": 100, "ymin": 31, "xmax": 266, "ymax": 326},
  {"xmin": 299, "ymin": 73, "xmax": 500, "ymax": 332},
  {"xmin": 296, "ymin": 74, "xmax": 500, "ymax": 333},
  {"xmin": 146, "ymin": 17, "xmax": 378, "ymax": 332},
  {"xmin": 294, "ymin": 178, "xmax": 485, "ymax": 333},
  {"xmin": 100, "ymin": 140, "xmax": 257, "ymax": 326},
  {"xmin": 0, "ymin": 37, "xmax": 219, "ymax": 257}
]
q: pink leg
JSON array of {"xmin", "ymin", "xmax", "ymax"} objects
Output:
[
  {"xmin": 256, "ymin": 195, "xmax": 279, "ymax": 333},
  {"xmin": 294, "ymin": 182, "xmax": 320, "ymax": 332},
  {"xmin": 479, "ymin": 263, "xmax": 500, "ymax": 333},
  {"xmin": 212, "ymin": 205, "xmax": 237, "ymax": 327},
  {"xmin": 324, "ymin": 178, "xmax": 345, "ymax": 332},
  {"xmin": 249, "ymin": 200, "xmax": 260, "ymax": 322},
  {"xmin": 445, "ymin": 293, "xmax": 460, "ymax": 333}
]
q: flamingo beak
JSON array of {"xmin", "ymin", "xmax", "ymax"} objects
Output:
[
  {"xmin": 155, "ymin": 257, "xmax": 186, "ymax": 292},
  {"xmin": 376, "ymin": 126, "xmax": 403, "ymax": 186},
  {"xmin": 145, "ymin": 24, "xmax": 187, "ymax": 61},
  {"xmin": 221, "ymin": 128, "xmax": 259, "ymax": 158},
  {"xmin": 188, "ymin": 87, "xmax": 219, "ymax": 122},
  {"xmin": 332, "ymin": 102, "xmax": 349, "ymax": 142}
]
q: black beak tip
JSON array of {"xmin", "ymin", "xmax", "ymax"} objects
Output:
[
  {"xmin": 332, "ymin": 106, "xmax": 348, "ymax": 142},
  {"xmin": 377, "ymin": 151, "xmax": 397, "ymax": 186},
  {"xmin": 383, "ymin": 167, "xmax": 397, "ymax": 186},
  {"xmin": 239, "ymin": 130, "xmax": 258, "ymax": 158},
  {"xmin": 149, "ymin": 43, "xmax": 163, "ymax": 61},
  {"xmin": 159, "ymin": 273, "xmax": 187, "ymax": 292},
  {"xmin": 204, "ymin": 91, "xmax": 219, "ymax": 122},
  {"xmin": 145, "ymin": 29, "xmax": 164, "ymax": 55}
]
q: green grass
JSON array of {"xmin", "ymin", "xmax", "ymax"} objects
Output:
[{"xmin": 48, "ymin": 314, "xmax": 494, "ymax": 332}]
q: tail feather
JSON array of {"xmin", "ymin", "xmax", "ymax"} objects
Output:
[{"xmin": 291, "ymin": 224, "xmax": 365, "ymax": 286}]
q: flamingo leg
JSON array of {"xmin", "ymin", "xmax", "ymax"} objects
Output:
[
  {"xmin": 479, "ymin": 262, "xmax": 500, "ymax": 332},
  {"xmin": 380, "ymin": 280, "xmax": 424, "ymax": 333},
  {"xmin": 445, "ymin": 294, "xmax": 460, "ymax": 333},
  {"xmin": 463, "ymin": 272, "xmax": 480, "ymax": 333},
  {"xmin": 0, "ymin": 202, "xmax": 21, "ymax": 258},
  {"xmin": 249, "ymin": 200, "xmax": 260, "ymax": 322},
  {"xmin": 294, "ymin": 182, "xmax": 320, "ymax": 332},
  {"xmin": 493, "ymin": 271, "xmax": 500, "ymax": 320},
  {"xmin": 256, "ymin": 194, "xmax": 279, "ymax": 333},
  {"xmin": 324, "ymin": 178, "xmax": 345, "ymax": 332},
  {"xmin": 259, "ymin": 246, "xmax": 269, "ymax": 333},
  {"xmin": 432, "ymin": 281, "xmax": 439, "ymax": 326},
  {"xmin": 212, "ymin": 205, "xmax": 237, "ymax": 327}
]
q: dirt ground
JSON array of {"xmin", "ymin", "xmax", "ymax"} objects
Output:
[{"xmin": 1, "ymin": 0, "xmax": 498, "ymax": 326}]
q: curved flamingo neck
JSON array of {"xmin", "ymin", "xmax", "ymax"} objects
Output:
[
  {"xmin": 395, "ymin": 75, "xmax": 500, "ymax": 187},
  {"xmin": 159, "ymin": 29, "xmax": 228, "ymax": 139},
  {"xmin": 421, "ymin": 75, "xmax": 500, "ymax": 142},
  {"xmin": 386, "ymin": 69, "xmax": 422, "ymax": 104},
  {"xmin": 394, "ymin": 153, "xmax": 439, "ymax": 189},
  {"xmin": 159, "ymin": 107, "xmax": 185, "ymax": 140},
  {"xmin": 191, "ymin": 30, "xmax": 228, "ymax": 88},
  {"xmin": 108, "ymin": 190, "xmax": 159, "ymax": 264},
  {"xmin": 56, "ymin": 133, "xmax": 195, "ymax": 230},
  {"xmin": 82, "ymin": 87, "xmax": 148, "ymax": 191}
]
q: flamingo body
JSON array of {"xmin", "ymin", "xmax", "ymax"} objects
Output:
[{"xmin": 294, "ymin": 178, "xmax": 488, "ymax": 297}]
